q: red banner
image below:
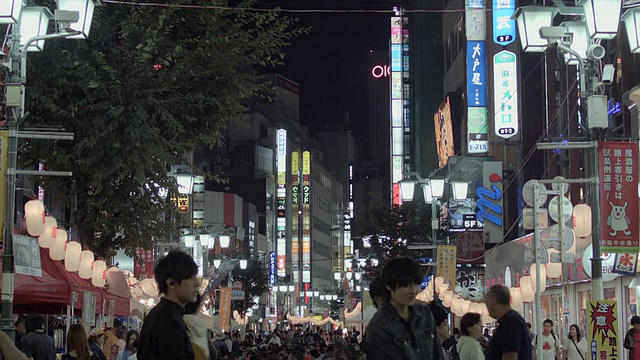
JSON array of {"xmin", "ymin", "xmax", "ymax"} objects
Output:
[
  {"xmin": 134, "ymin": 248, "xmax": 154, "ymax": 279},
  {"xmin": 599, "ymin": 141, "xmax": 639, "ymax": 253},
  {"xmin": 452, "ymin": 231, "xmax": 484, "ymax": 264},
  {"xmin": 219, "ymin": 288, "xmax": 232, "ymax": 331}
]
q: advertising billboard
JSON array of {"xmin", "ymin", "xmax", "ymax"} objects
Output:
[
  {"xmin": 477, "ymin": 161, "xmax": 503, "ymax": 243},
  {"xmin": 493, "ymin": 50, "xmax": 519, "ymax": 139},
  {"xmin": 492, "ymin": 0, "xmax": 516, "ymax": 46},
  {"xmin": 434, "ymin": 97, "xmax": 455, "ymax": 167},
  {"xmin": 468, "ymin": 107, "xmax": 488, "ymax": 153},
  {"xmin": 302, "ymin": 151, "xmax": 311, "ymax": 283},
  {"xmin": 276, "ymin": 129, "xmax": 287, "ymax": 277},
  {"xmin": 599, "ymin": 141, "xmax": 639, "ymax": 253},
  {"xmin": 291, "ymin": 151, "xmax": 300, "ymax": 283},
  {"xmin": 467, "ymin": 41, "xmax": 487, "ymax": 108}
]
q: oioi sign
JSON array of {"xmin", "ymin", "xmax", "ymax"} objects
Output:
[{"xmin": 493, "ymin": 50, "xmax": 519, "ymax": 139}]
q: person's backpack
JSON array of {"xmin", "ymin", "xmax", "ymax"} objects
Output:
[{"xmin": 448, "ymin": 344, "xmax": 460, "ymax": 360}]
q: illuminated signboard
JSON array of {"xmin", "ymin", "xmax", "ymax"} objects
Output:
[
  {"xmin": 466, "ymin": 9, "xmax": 486, "ymax": 41},
  {"xmin": 371, "ymin": 65, "xmax": 391, "ymax": 78},
  {"xmin": 291, "ymin": 151, "xmax": 300, "ymax": 283},
  {"xmin": 269, "ymin": 251, "xmax": 276, "ymax": 286},
  {"xmin": 467, "ymin": 41, "xmax": 487, "ymax": 107},
  {"xmin": 465, "ymin": 0, "xmax": 485, "ymax": 8},
  {"xmin": 493, "ymin": 50, "xmax": 519, "ymax": 138},
  {"xmin": 391, "ymin": 17, "xmax": 402, "ymax": 44},
  {"xmin": 391, "ymin": 44, "xmax": 402, "ymax": 71},
  {"xmin": 302, "ymin": 151, "xmax": 311, "ymax": 283},
  {"xmin": 468, "ymin": 107, "xmax": 489, "ymax": 153},
  {"xmin": 276, "ymin": 129, "xmax": 287, "ymax": 277},
  {"xmin": 492, "ymin": 0, "xmax": 516, "ymax": 46},
  {"xmin": 434, "ymin": 97, "xmax": 455, "ymax": 167},
  {"xmin": 390, "ymin": 17, "xmax": 405, "ymax": 186}
]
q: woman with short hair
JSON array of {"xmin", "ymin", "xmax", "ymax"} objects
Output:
[{"xmin": 457, "ymin": 312, "xmax": 485, "ymax": 360}]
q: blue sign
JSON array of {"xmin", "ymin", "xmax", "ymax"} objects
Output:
[
  {"xmin": 466, "ymin": 41, "xmax": 487, "ymax": 107},
  {"xmin": 493, "ymin": 0, "xmax": 516, "ymax": 46},
  {"xmin": 269, "ymin": 251, "xmax": 276, "ymax": 286},
  {"xmin": 476, "ymin": 185, "xmax": 503, "ymax": 227},
  {"xmin": 391, "ymin": 44, "xmax": 402, "ymax": 71}
]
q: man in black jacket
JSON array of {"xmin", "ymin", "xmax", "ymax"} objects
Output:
[
  {"xmin": 137, "ymin": 250, "xmax": 200, "ymax": 360},
  {"xmin": 365, "ymin": 257, "xmax": 444, "ymax": 360}
]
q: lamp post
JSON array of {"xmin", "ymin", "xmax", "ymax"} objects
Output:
[
  {"xmin": 0, "ymin": 0, "xmax": 96, "ymax": 342},
  {"xmin": 514, "ymin": 0, "xmax": 640, "ymax": 303},
  {"xmin": 514, "ymin": 3, "xmax": 640, "ymax": 360}
]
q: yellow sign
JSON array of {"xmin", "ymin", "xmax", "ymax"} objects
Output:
[
  {"xmin": 436, "ymin": 245, "xmax": 457, "ymax": 285},
  {"xmin": 219, "ymin": 288, "xmax": 232, "ymax": 331},
  {"xmin": 303, "ymin": 151, "xmax": 311, "ymax": 175},
  {"xmin": 292, "ymin": 151, "xmax": 299, "ymax": 175},
  {"xmin": 588, "ymin": 300, "xmax": 619, "ymax": 360},
  {"xmin": 177, "ymin": 194, "xmax": 189, "ymax": 213},
  {"xmin": 0, "ymin": 131, "xmax": 7, "ymax": 249}
]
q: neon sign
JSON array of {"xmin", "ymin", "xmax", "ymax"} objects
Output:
[{"xmin": 371, "ymin": 65, "xmax": 391, "ymax": 78}]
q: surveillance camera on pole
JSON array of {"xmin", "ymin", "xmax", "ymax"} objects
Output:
[{"xmin": 54, "ymin": 10, "xmax": 79, "ymax": 32}]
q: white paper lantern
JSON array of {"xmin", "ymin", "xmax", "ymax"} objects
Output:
[
  {"xmin": 510, "ymin": 287, "xmax": 524, "ymax": 315},
  {"xmin": 573, "ymin": 204, "xmax": 592, "ymax": 237},
  {"xmin": 520, "ymin": 275, "xmax": 535, "ymax": 302},
  {"xmin": 78, "ymin": 250, "xmax": 94, "ymax": 279},
  {"xmin": 437, "ymin": 283, "xmax": 449, "ymax": 294},
  {"xmin": 470, "ymin": 302, "xmax": 484, "ymax": 314},
  {"xmin": 442, "ymin": 290, "xmax": 454, "ymax": 307},
  {"xmin": 451, "ymin": 298, "xmax": 463, "ymax": 316},
  {"xmin": 107, "ymin": 266, "xmax": 120, "ymax": 273},
  {"xmin": 546, "ymin": 249, "xmax": 563, "ymax": 279},
  {"xmin": 435, "ymin": 276, "xmax": 445, "ymax": 288},
  {"xmin": 64, "ymin": 241, "xmax": 82, "ymax": 272},
  {"xmin": 25, "ymin": 200, "xmax": 46, "ymax": 236},
  {"xmin": 38, "ymin": 216, "xmax": 57, "ymax": 248},
  {"xmin": 92, "ymin": 260, "xmax": 107, "ymax": 287},
  {"xmin": 141, "ymin": 278, "xmax": 159, "ymax": 297},
  {"xmin": 530, "ymin": 263, "xmax": 547, "ymax": 289},
  {"xmin": 50, "ymin": 228, "xmax": 67, "ymax": 261}
]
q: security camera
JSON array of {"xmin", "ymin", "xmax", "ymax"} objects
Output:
[
  {"xmin": 54, "ymin": 10, "xmax": 79, "ymax": 31},
  {"xmin": 539, "ymin": 26, "xmax": 567, "ymax": 43},
  {"xmin": 588, "ymin": 44, "xmax": 606, "ymax": 60},
  {"xmin": 602, "ymin": 64, "xmax": 615, "ymax": 86}
]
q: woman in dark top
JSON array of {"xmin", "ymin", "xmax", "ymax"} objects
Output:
[
  {"xmin": 87, "ymin": 328, "xmax": 107, "ymax": 360},
  {"xmin": 62, "ymin": 324, "xmax": 97, "ymax": 360}
]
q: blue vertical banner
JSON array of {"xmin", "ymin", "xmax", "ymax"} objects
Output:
[
  {"xmin": 492, "ymin": 0, "xmax": 516, "ymax": 46},
  {"xmin": 269, "ymin": 251, "xmax": 276, "ymax": 286},
  {"xmin": 467, "ymin": 41, "xmax": 487, "ymax": 107},
  {"xmin": 391, "ymin": 44, "xmax": 402, "ymax": 71}
]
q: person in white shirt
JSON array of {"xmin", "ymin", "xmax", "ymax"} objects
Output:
[
  {"xmin": 564, "ymin": 324, "xmax": 587, "ymax": 360},
  {"xmin": 533, "ymin": 319, "xmax": 561, "ymax": 360},
  {"xmin": 457, "ymin": 312, "xmax": 485, "ymax": 360}
]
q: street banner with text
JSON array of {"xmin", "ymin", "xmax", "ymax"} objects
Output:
[
  {"xmin": 588, "ymin": 300, "xmax": 619, "ymax": 360},
  {"xmin": 0, "ymin": 131, "xmax": 7, "ymax": 251},
  {"xmin": 13, "ymin": 235, "xmax": 42, "ymax": 277},
  {"xmin": 203, "ymin": 258, "xmax": 238, "ymax": 296},
  {"xmin": 437, "ymin": 245, "xmax": 457, "ymax": 286},
  {"xmin": 219, "ymin": 287, "xmax": 232, "ymax": 331},
  {"xmin": 599, "ymin": 141, "xmax": 639, "ymax": 253}
]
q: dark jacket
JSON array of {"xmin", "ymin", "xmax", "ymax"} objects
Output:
[
  {"xmin": 137, "ymin": 298, "xmax": 195, "ymax": 360},
  {"xmin": 365, "ymin": 301, "xmax": 445, "ymax": 360}
]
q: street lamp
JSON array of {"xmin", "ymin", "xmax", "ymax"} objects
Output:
[
  {"xmin": 219, "ymin": 235, "xmax": 231, "ymax": 249},
  {"xmin": 1, "ymin": 0, "xmax": 96, "ymax": 343},
  {"xmin": 450, "ymin": 181, "xmax": 469, "ymax": 201},
  {"xmin": 56, "ymin": 0, "xmax": 98, "ymax": 39},
  {"xmin": 239, "ymin": 259, "xmax": 248, "ymax": 270},
  {"xmin": 19, "ymin": 7, "xmax": 53, "ymax": 52},
  {"xmin": 582, "ymin": 0, "xmax": 622, "ymax": 39},
  {"xmin": 513, "ymin": 6, "xmax": 557, "ymax": 52},
  {"xmin": 399, "ymin": 177, "xmax": 418, "ymax": 202},
  {"xmin": 622, "ymin": 7, "xmax": 640, "ymax": 53}
]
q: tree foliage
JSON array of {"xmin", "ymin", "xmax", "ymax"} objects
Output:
[
  {"xmin": 20, "ymin": 1, "xmax": 307, "ymax": 258},
  {"xmin": 358, "ymin": 200, "xmax": 434, "ymax": 279}
]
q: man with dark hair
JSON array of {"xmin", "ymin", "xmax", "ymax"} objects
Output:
[
  {"xmin": 19, "ymin": 314, "xmax": 55, "ymax": 360},
  {"xmin": 485, "ymin": 284, "xmax": 531, "ymax": 360},
  {"xmin": 365, "ymin": 257, "xmax": 444, "ymax": 359},
  {"xmin": 14, "ymin": 315, "xmax": 27, "ymax": 345},
  {"xmin": 534, "ymin": 319, "xmax": 560, "ymax": 360},
  {"xmin": 137, "ymin": 250, "xmax": 200, "ymax": 360}
]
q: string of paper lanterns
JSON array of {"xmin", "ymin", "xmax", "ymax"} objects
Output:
[{"xmin": 24, "ymin": 199, "xmax": 157, "ymax": 295}]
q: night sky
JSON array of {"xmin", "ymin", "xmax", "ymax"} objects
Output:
[{"xmin": 260, "ymin": 1, "xmax": 400, "ymax": 140}]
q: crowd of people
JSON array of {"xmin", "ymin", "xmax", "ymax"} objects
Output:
[{"xmin": 1, "ymin": 249, "xmax": 638, "ymax": 359}]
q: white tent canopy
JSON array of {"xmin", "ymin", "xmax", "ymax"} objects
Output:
[{"xmin": 345, "ymin": 305, "xmax": 378, "ymax": 324}]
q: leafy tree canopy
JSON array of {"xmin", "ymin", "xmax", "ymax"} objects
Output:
[
  {"xmin": 358, "ymin": 200, "xmax": 434, "ymax": 279},
  {"xmin": 229, "ymin": 259, "xmax": 268, "ymax": 314},
  {"xmin": 19, "ymin": 0, "xmax": 307, "ymax": 258}
]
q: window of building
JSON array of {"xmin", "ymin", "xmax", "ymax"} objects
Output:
[
  {"xmin": 312, "ymin": 217, "xmax": 331, "ymax": 235},
  {"xmin": 314, "ymin": 195, "xmax": 330, "ymax": 213}
]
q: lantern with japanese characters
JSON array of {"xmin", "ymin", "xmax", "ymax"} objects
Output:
[
  {"xmin": 78, "ymin": 250, "xmax": 94, "ymax": 279},
  {"xmin": 520, "ymin": 275, "xmax": 535, "ymax": 302},
  {"xmin": 25, "ymin": 200, "xmax": 45, "ymax": 236},
  {"xmin": 573, "ymin": 203, "xmax": 592, "ymax": 238},
  {"xmin": 38, "ymin": 216, "xmax": 57, "ymax": 248},
  {"xmin": 50, "ymin": 228, "xmax": 67, "ymax": 261},
  {"xmin": 92, "ymin": 260, "xmax": 107, "ymax": 287},
  {"xmin": 64, "ymin": 241, "xmax": 81, "ymax": 272}
]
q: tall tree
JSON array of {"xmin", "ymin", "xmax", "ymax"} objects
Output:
[
  {"xmin": 229, "ymin": 259, "xmax": 268, "ymax": 315},
  {"xmin": 358, "ymin": 200, "xmax": 434, "ymax": 279},
  {"xmin": 20, "ymin": 1, "xmax": 306, "ymax": 258}
]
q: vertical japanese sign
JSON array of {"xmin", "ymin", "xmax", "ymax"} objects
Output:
[
  {"xmin": 193, "ymin": 239, "xmax": 203, "ymax": 277},
  {"xmin": 467, "ymin": 41, "xmax": 488, "ymax": 154},
  {"xmin": 134, "ymin": 248, "xmax": 154, "ymax": 279},
  {"xmin": 437, "ymin": 245, "xmax": 457, "ymax": 286},
  {"xmin": 291, "ymin": 151, "xmax": 300, "ymax": 283},
  {"xmin": 219, "ymin": 287, "xmax": 232, "ymax": 331},
  {"xmin": 269, "ymin": 251, "xmax": 276, "ymax": 286},
  {"xmin": 0, "ymin": 131, "xmax": 7, "ymax": 249},
  {"xmin": 302, "ymin": 151, "xmax": 311, "ymax": 284},
  {"xmin": 492, "ymin": 0, "xmax": 516, "ymax": 46},
  {"xmin": 13, "ymin": 235, "xmax": 42, "ymax": 277},
  {"xmin": 588, "ymin": 300, "xmax": 618, "ymax": 360},
  {"xmin": 390, "ymin": 16, "xmax": 405, "ymax": 192},
  {"xmin": 493, "ymin": 50, "xmax": 519, "ymax": 138},
  {"xmin": 599, "ymin": 141, "xmax": 639, "ymax": 253},
  {"xmin": 276, "ymin": 129, "xmax": 287, "ymax": 277}
]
